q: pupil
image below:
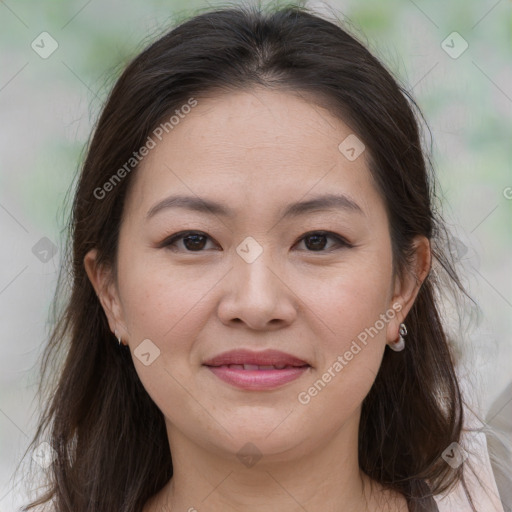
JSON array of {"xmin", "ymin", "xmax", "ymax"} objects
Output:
[
  {"xmin": 306, "ymin": 234, "xmax": 326, "ymax": 251},
  {"xmin": 185, "ymin": 234, "xmax": 206, "ymax": 250}
]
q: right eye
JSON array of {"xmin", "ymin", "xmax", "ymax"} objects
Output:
[{"xmin": 160, "ymin": 231, "xmax": 218, "ymax": 252}]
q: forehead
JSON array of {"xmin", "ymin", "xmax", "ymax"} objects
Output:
[{"xmin": 124, "ymin": 87, "xmax": 382, "ymax": 222}]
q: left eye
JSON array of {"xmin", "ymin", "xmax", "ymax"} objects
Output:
[
  {"xmin": 160, "ymin": 230, "xmax": 352, "ymax": 252},
  {"xmin": 160, "ymin": 231, "xmax": 217, "ymax": 252},
  {"xmin": 295, "ymin": 231, "xmax": 353, "ymax": 252}
]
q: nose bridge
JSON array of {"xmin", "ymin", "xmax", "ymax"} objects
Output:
[
  {"xmin": 217, "ymin": 235, "xmax": 296, "ymax": 329},
  {"xmin": 234, "ymin": 235, "xmax": 280, "ymax": 299}
]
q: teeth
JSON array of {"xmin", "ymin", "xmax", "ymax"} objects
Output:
[{"xmin": 219, "ymin": 364, "xmax": 303, "ymax": 370}]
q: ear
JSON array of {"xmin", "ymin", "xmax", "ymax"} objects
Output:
[
  {"xmin": 84, "ymin": 248, "xmax": 129, "ymax": 342},
  {"xmin": 386, "ymin": 235, "xmax": 431, "ymax": 343}
]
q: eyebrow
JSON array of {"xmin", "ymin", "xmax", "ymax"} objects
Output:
[{"xmin": 146, "ymin": 192, "xmax": 364, "ymax": 221}]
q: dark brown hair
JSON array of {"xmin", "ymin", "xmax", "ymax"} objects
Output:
[{"xmin": 18, "ymin": 2, "xmax": 480, "ymax": 511}]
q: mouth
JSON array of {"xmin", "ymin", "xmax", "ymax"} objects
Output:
[
  {"xmin": 206, "ymin": 363, "xmax": 309, "ymax": 370},
  {"xmin": 202, "ymin": 349, "xmax": 311, "ymax": 390},
  {"xmin": 202, "ymin": 348, "xmax": 310, "ymax": 368}
]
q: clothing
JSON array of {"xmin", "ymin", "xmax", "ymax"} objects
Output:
[
  {"xmin": 433, "ymin": 378, "xmax": 507, "ymax": 512},
  {"xmin": 486, "ymin": 381, "xmax": 512, "ymax": 511},
  {"xmin": 407, "ymin": 480, "xmax": 440, "ymax": 512},
  {"xmin": 408, "ymin": 495, "xmax": 440, "ymax": 511}
]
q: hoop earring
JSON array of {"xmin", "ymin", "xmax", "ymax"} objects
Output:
[{"xmin": 388, "ymin": 322, "xmax": 407, "ymax": 352}]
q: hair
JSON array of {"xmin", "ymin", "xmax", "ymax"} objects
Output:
[{"xmin": 17, "ymin": 2, "xmax": 485, "ymax": 511}]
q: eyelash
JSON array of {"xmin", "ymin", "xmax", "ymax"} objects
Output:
[{"xmin": 159, "ymin": 230, "xmax": 353, "ymax": 253}]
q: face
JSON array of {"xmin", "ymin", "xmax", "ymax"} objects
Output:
[{"xmin": 86, "ymin": 87, "xmax": 427, "ymax": 463}]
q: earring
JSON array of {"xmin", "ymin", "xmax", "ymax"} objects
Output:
[
  {"xmin": 388, "ymin": 322, "xmax": 407, "ymax": 352},
  {"xmin": 114, "ymin": 329, "xmax": 122, "ymax": 346}
]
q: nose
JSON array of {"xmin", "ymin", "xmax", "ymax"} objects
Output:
[{"xmin": 217, "ymin": 251, "xmax": 297, "ymax": 331}]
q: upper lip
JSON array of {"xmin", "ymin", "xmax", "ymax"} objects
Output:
[{"xmin": 203, "ymin": 349, "xmax": 310, "ymax": 367}]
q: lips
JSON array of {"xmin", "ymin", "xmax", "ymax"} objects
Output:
[
  {"xmin": 202, "ymin": 349, "xmax": 310, "ymax": 369},
  {"xmin": 203, "ymin": 349, "xmax": 311, "ymax": 390}
]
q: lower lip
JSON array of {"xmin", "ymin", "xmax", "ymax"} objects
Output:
[{"xmin": 205, "ymin": 365, "xmax": 310, "ymax": 390}]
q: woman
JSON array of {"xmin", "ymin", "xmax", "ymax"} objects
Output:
[{"xmin": 19, "ymin": 3, "xmax": 497, "ymax": 511}]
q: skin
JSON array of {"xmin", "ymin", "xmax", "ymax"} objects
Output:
[{"xmin": 85, "ymin": 87, "xmax": 431, "ymax": 511}]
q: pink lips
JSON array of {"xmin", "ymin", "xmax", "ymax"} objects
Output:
[{"xmin": 203, "ymin": 349, "xmax": 311, "ymax": 391}]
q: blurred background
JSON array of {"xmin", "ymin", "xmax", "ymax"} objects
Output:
[{"xmin": 0, "ymin": 0, "xmax": 511, "ymax": 509}]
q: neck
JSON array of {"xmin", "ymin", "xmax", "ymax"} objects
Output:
[{"xmin": 144, "ymin": 412, "xmax": 407, "ymax": 512}]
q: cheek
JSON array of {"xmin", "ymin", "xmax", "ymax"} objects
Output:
[
  {"xmin": 117, "ymin": 252, "xmax": 206, "ymax": 420},
  {"xmin": 299, "ymin": 252, "xmax": 392, "ymax": 410},
  {"xmin": 298, "ymin": 272, "xmax": 391, "ymax": 419},
  {"xmin": 117, "ymin": 246, "xmax": 207, "ymax": 340},
  {"xmin": 304, "ymin": 255, "xmax": 392, "ymax": 348},
  {"xmin": 336, "ymin": 273, "xmax": 390, "ymax": 339}
]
